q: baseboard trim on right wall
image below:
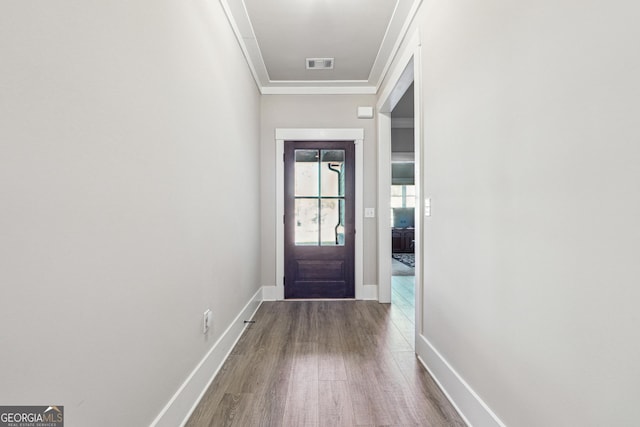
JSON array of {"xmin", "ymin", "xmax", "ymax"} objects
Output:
[{"xmin": 416, "ymin": 334, "xmax": 507, "ymax": 427}]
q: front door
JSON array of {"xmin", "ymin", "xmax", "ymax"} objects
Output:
[{"xmin": 284, "ymin": 141, "xmax": 355, "ymax": 298}]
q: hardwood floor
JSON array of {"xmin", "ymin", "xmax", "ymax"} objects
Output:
[
  {"xmin": 391, "ymin": 275, "xmax": 415, "ymax": 351},
  {"xmin": 186, "ymin": 301, "xmax": 465, "ymax": 427}
]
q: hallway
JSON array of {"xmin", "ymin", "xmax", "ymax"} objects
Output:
[{"xmin": 186, "ymin": 301, "xmax": 464, "ymax": 426}]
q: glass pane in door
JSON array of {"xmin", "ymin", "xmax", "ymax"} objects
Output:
[
  {"xmin": 320, "ymin": 199, "xmax": 345, "ymax": 246},
  {"xmin": 295, "ymin": 199, "xmax": 319, "ymax": 245},
  {"xmin": 295, "ymin": 150, "xmax": 319, "ymax": 197},
  {"xmin": 320, "ymin": 150, "xmax": 345, "ymax": 197}
]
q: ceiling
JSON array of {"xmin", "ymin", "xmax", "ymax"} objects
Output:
[{"xmin": 220, "ymin": 0, "xmax": 421, "ymax": 94}]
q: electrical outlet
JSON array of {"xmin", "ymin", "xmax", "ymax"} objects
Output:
[{"xmin": 203, "ymin": 309, "xmax": 212, "ymax": 334}]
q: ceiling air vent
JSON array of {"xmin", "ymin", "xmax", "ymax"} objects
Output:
[{"xmin": 306, "ymin": 58, "xmax": 334, "ymax": 70}]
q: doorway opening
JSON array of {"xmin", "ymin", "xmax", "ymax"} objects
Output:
[
  {"xmin": 377, "ymin": 33, "xmax": 423, "ymax": 347},
  {"xmin": 390, "ymin": 83, "xmax": 416, "ymax": 347}
]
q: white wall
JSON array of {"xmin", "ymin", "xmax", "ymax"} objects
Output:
[
  {"xmin": 392, "ymin": 128, "xmax": 415, "ymax": 153},
  {"xmin": 381, "ymin": 0, "xmax": 640, "ymax": 425},
  {"xmin": 0, "ymin": 1, "xmax": 261, "ymax": 426},
  {"xmin": 260, "ymin": 95, "xmax": 378, "ymax": 289}
]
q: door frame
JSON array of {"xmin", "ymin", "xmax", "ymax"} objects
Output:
[
  {"xmin": 274, "ymin": 128, "xmax": 364, "ymax": 300},
  {"xmin": 283, "ymin": 140, "xmax": 355, "ymax": 299},
  {"xmin": 376, "ymin": 31, "xmax": 423, "ymax": 334}
]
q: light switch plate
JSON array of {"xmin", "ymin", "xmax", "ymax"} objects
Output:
[
  {"xmin": 364, "ymin": 208, "xmax": 375, "ymax": 218},
  {"xmin": 424, "ymin": 198, "xmax": 431, "ymax": 216}
]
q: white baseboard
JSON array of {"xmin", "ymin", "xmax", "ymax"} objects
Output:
[
  {"xmin": 150, "ymin": 288, "xmax": 263, "ymax": 427},
  {"xmin": 261, "ymin": 285, "xmax": 278, "ymax": 301},
  {"xmin": 416, "ymin": 334, "xmax": 506, "ymax": 427}
]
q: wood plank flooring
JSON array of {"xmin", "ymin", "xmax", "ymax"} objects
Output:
[
  {"xmin": 391, "ymin": 275, "xmax": 415, "ymax": 351},
  {"xmin": 186, "ymin": 301, "xmax": 465, "ymax": 427}
]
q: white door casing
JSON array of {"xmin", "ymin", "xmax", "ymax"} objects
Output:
[
  {"xmin": 274, "ymin": 128, "xmax": 364, "ymax": 300},
  {"xmin": 376, "ymin": 31, "xmax": 423, "ymax": 334}
]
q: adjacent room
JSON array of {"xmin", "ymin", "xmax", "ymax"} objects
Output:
[{"xmin": 390, "ymin": 82, "xmax": 417, "ymax": 349}]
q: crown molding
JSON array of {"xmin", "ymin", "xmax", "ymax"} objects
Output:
[
  {"xmin": 373, "ymin": 0, "xmax": 423, "ymax": 91},
  {"xmin": 262, "ymin": 86, "xmax": 377, "ymax": 95}
]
